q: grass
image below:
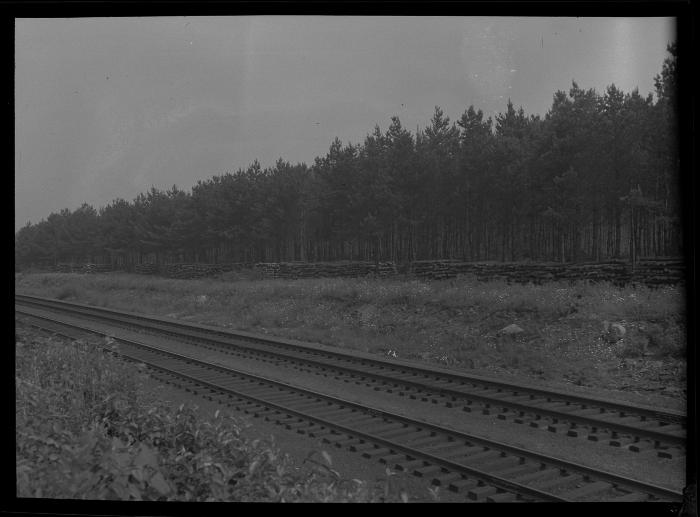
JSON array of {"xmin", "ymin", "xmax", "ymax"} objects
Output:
[
  {"xmin": 16, "ymin": 272, "xmax": 687, "ymax": 401},
  {"xmin": 15, "ymin": 326, "xmax": 409, "ymax": 501}
]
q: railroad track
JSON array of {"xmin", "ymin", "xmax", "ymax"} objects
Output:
[
  {"xmin": 15, "ymin": 310, "xmax": 682, "ymax": 502},
  {"xmin": 15, "ymin": 293, "xmax": 685, "ymax": 460}
]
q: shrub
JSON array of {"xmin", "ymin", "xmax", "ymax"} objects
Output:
[
  {"xmin": 55, "ymin": 286, "xmax": 79, "ymax": 300},
  {"xmin": 646, "ymin": 322, "xmax": 685, "ymax": 359},
  {"xmin": 15, "ymin": 329, "xmax": 406, "ymax": 502},
  {"xmin": 17, "ymin": 400, "xmax": 393, "ymax": 501}
]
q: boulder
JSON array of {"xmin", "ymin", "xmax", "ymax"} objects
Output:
[
  {"xmin": 602, "ymin": 321, "xmax": 626, "ymax": 343},
  {"xmin": 499, "ymin": 323, "xmax": 524, "ymax": 335}
]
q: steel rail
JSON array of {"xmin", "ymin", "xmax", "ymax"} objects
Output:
[
  {"xmin": 17, "ymin": 300, "xmax": 686, "ymax": 450},
  {"xmin": 16, "ymin": 308, "xmax": 683, "ymax": 502},
  {"xmin": 15, "ymin": 294, "xmax": 685, "ymax": 422},
  {"xmin": 15, "ymin": 295, "xmax": 687, "ymax": 446}
]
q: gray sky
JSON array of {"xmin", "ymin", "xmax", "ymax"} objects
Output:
[{"xmin": 15, "ymin": 16, "xmax": 675, "ymax": 230}]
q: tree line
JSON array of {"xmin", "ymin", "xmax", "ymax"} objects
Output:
[{"xmin": 16, "ymin": 45, "xmax": 680, "ymax": 269}]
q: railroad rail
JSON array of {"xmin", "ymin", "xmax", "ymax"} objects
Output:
[
  {"xmin": 15, "ymin": 309, "xmax": 682, "ymax": 502},
  {"xmin": 15, "ymin": 293, "xmax": 685, "ymax": 459}
]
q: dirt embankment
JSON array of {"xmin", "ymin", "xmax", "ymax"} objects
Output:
[{"xmin": 15, "ymin": 272, "xmax": 687, "ymax": 408}]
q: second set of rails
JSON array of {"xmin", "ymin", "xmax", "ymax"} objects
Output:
[
  {"xmin": 15, "ymin": 293, "xmax": 685, "ymax": 502},
  {"xmin": 15, "ymin": 294, "xmax": 685, "ymax": 455}
]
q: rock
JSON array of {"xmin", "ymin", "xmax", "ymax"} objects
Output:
[
  {"xmin": 611, "ymin": 323, "xmax": 626, "ymax": 338},
  {"xmin": 499, "ymin": 324, "xmax": 524, "ymax": 335},
  {"xmin": 602, "ymin": 321, "xmax": 626, "ymax": 343}
]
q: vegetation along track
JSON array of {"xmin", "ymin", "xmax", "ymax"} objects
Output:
[
  {"xmin": 15, "ymin": 308, "xmax": 682, "ymax": 503},
  {"xmin": 16, "ymin": 294, "xmax": 685, "ymax": 460}
]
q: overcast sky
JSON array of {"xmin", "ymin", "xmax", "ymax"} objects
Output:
[{"xmin": 15, "ymin": 16, "xmax": 675, "ymax": 230}]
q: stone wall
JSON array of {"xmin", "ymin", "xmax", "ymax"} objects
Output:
[
  {"xmin": 132, "ymin": 262, "xmax": 256, "ymax": 279},
  {"xmin": 254, "ymin": 261, "xmax": 397, "ymax": 279},
  {"xmin": 51, "ymin": 258, "xmax": 684, "ymax": 286},
  {"xmin": 53, "ymin": 263, "xmax": 113, "ymax": 274},
  {"xmin": 409, "ymin": 259, "xmax": 684, "ymax": 286},
  {"xmin": 133, "ymin": 263, "xmax": 158, "ymax": 275},
  {"xmin": 160, "ymin": 263, "xmax": 224, "ymax": 279},
  {"xmin": 82, "ymin": 263, "xmax": 113, "ymax": 274},
  {"xmin": 54, "ymin": 263, "xmax": 81, "ymax": 273}
]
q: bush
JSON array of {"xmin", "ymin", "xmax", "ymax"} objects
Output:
[
  {"xmin": 55, "ymin": 286, "xmax": 79, "ymax": 300},
  {"xmin": 15, "ymin": 329, "xmax": 405, "ymax": 502},
  {"xmin": 612, "ymin": 322, "xmax": 686, "ymax": 360},
  {"xmin": 17, "ymin": 400, "xmax": 391, "ymax": 501},
  {"xmin": 645, "ymin": 322, "xmax": 685, "ymax": 359}
]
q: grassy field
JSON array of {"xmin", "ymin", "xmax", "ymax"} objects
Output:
[{"xmin": 15, "ymin": 272, "xmax": 687, "ymax": 405}]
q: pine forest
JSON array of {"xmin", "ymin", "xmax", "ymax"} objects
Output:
[{"xmin": 15, "ymin": 45, "xmax": 681, "ymax": 269}]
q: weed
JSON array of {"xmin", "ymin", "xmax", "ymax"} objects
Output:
[
  {"xmin": 15, "ymin": 327, "xmax": 406, "ymax": 502},
  {"xmin": 55, "ymin": 286, "xmax": 79, "ymax": 300},
  {"xmin": 16, "ymin": 272, "xmax": 686, "ymax": 393},
  {"xmin": 646, "ymin": 323, "xmax": 685, "ymax": 358}
]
